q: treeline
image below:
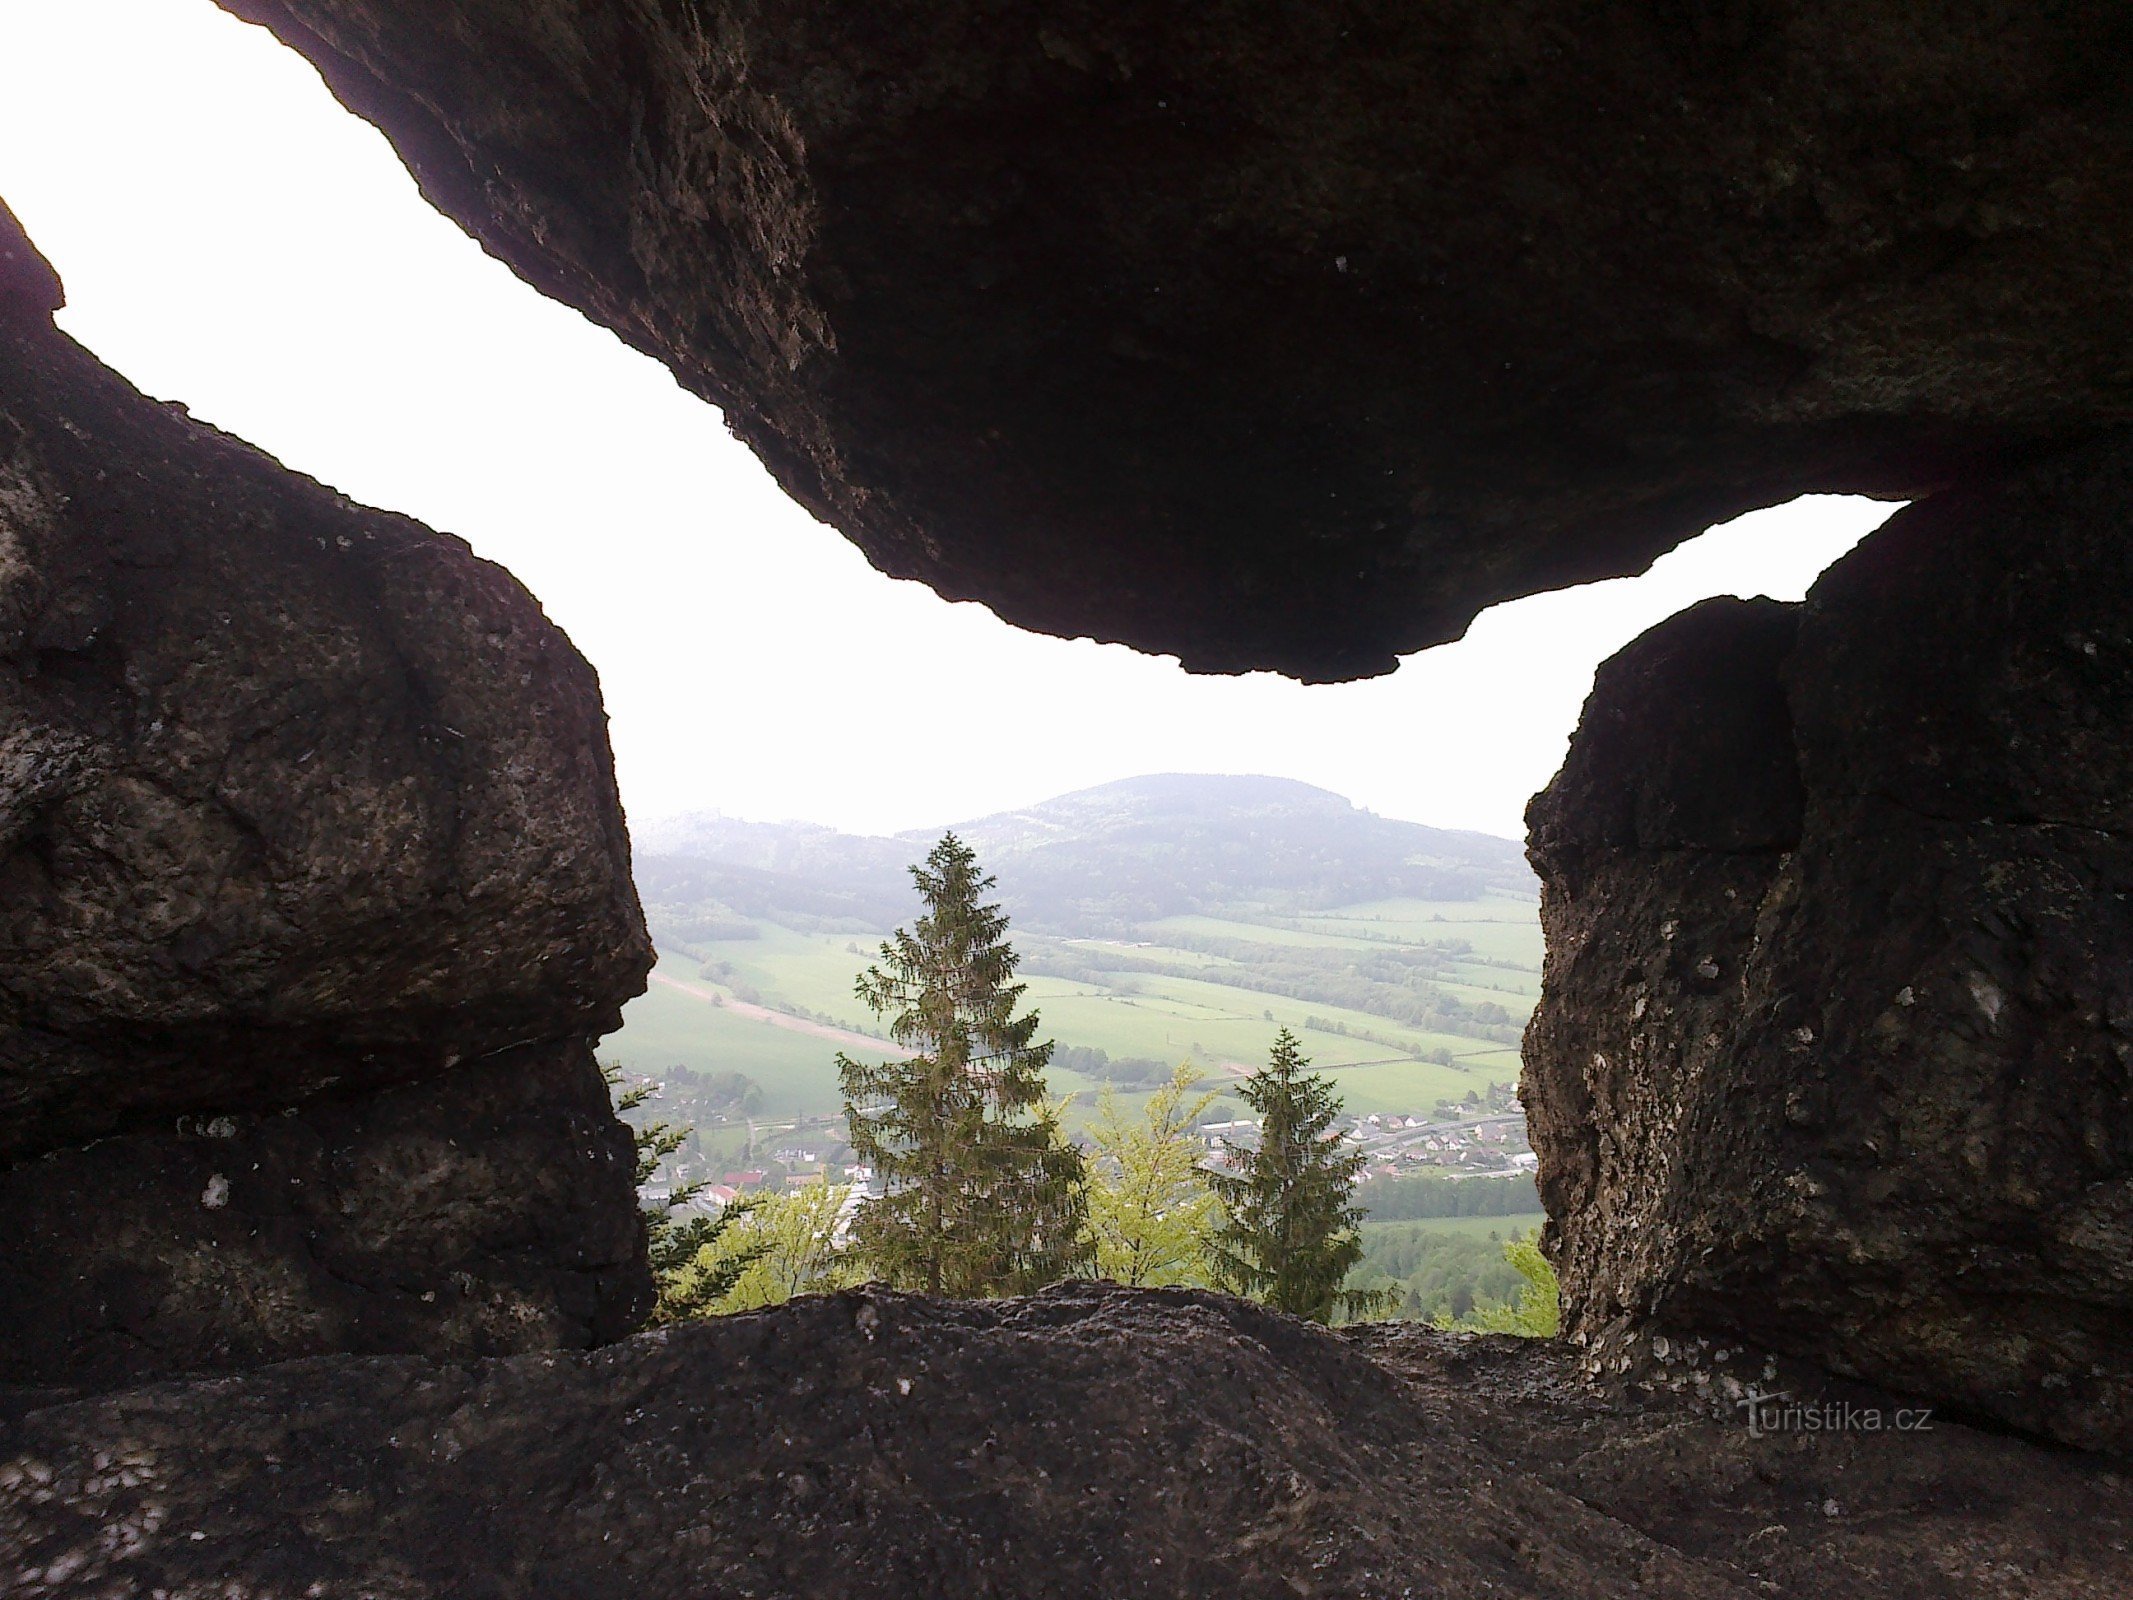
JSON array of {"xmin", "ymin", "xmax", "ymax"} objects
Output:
[
  {"xmin": 697, "ymin": 957, "xmax": 763, "ymax": 1005},
  {"xmin": 1021, "ymin": 934, "xmax": 1523, "ymax": 1046},
  {"xmin": 643, "ymin": 1064, "xmax": 766, "ymax": 1121},
  {"xmin": 1051, "ymin": 1045, "xmax": 1173, "ymax": 1087},
  {"xmin": 1347, "ymin": 1223, "xmax": 1536, "ymax": 1324},
  {"xmin": 1357, "ymin": 1172, "xmax": 1540, "ymax": 1220},
  {"xmin": 1301, "ymin": 1016, "xmax": 1471, "ymax": 1062},
  {"xmin": 654, "ymin": 914, "xmax": 761, "ymax": 952}
]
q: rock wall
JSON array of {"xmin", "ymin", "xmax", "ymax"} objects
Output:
[
  {"xmin": 1526, "ymin": 433, "xmax": 2133, "ymax": 1450},
  {"xmin": 216, "ymin": 0, "xmax": 2133, "ymax": 677},
  {"xmin": 0, "ymin": 199, "xmax": 653, "ymax": 1384},
  {"xmin": 0, "ymin": 1041, "xmax": 642, "ymax": 1389}
]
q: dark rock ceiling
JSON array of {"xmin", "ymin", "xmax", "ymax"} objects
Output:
[{"xmin": 218, "ymin": 0, "xmax": 2133, "ymax": 677}]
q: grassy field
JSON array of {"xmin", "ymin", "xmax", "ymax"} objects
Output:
[
  {"xmin": 683, "ymin": 926, "xmax": 895, "ymax": 1036},
  {"xmin": 603, "ymin": 962, "xmax": 853, "ymax": 1121},
  {"xmin": 606, "ymin": 891, "xmax": 1542, "ymax": 1129}
]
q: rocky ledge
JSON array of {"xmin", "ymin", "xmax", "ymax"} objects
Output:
[{"xmin": 5, "ymin": 1285, "xmax": 2127, "ymax": 1599}]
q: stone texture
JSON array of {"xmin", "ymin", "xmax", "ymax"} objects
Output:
[
  {"xmin": 0, "ymin": 1041, "xmax": 646, "ymax": 1391},
  {"xmin": 0, "ymin": 200, "xmax": 654, "ymax": 1381},
  {"xmin": 1525, "ymin": 433, "xmax": 2133, "ymax": 1450},
  {"xmin": 0, "ymin": 203, "xmax": 651, "ymax": 1160},
  {"xmin": 5, "ymin": 1284, "xmax": 2129, "ymax": 1598},
  {"xmin": 217, "ymin": 0, "xmax": 2133, "ymax": 678}
]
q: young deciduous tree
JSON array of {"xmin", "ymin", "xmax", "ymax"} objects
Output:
[
  {"xmin": 1446, "ymin": 1230, "xmax": 1561, "ymax": 1337},
  {"xmin": 1084, "ymin": 1064, "xmax": 1221, "ymax": 1287},
  {"xmin": 838, "ymin": 834, "xmax": 1089, "ymax": 1296},
  {"xmin": 1207, "ymin": 1029, "xmax": 1389, "ymax": 1323},
  {"xmin": 604, "ymin": 1064, "xmax": 766, "ymax": 1324},
  {"xmin": 702, "ymin": 1182, "xmax": 859, "ymax": 1312}
]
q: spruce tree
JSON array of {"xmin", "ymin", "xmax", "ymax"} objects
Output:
[
  {"xmin": 604, "ymin": 1064, "xmax": 766, "ymax": 1324},
  {"xmin": 838, "ymin": 833, "xmax": 1089, "ymax": 1296},
  {"xmin": 1208, "ymin": 1028, "xmax": 1387, "ymax": 1323}
]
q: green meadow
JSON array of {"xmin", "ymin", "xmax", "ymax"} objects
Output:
[{"xmin": 603, "ymin": 893, "xmax": 1542, "ymax": 1129}]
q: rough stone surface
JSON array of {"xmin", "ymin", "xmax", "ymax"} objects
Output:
[
  {"xmin": 1525, "ymin": 433, "xmax": 2133, "ymax": 1450},
  {"xmin": 217, "ymin": 0, "xmax": 2133, "ymax": 677},
  {"xmin": 0, "ymin": 1041, "xmax": 647, "ymax": 1390},
  {"xmin": 0, "ymin": 203, "xmax": 651, "ymax": 1160},
  {"xmin": 0, "ymin": 200, "xmax": 62, "ymax": 321},
  {"xmin": 4, "ymin": 1284, "xmax": 2128, "ymax": 1598},
  {"xmin": 0, "ymin": 201, "xmax": 655, "ymax": 1381}
]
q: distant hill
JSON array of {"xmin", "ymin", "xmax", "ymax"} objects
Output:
[{"xmin": 635, "ymin": 774, "xmax": 1533, "ymax": 939}]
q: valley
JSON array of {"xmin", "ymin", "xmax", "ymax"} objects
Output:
[{"xmin": 603, "ymin": 775, "xmax": 1547, "ymax": 1258}]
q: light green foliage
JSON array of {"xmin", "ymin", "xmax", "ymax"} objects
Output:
[
  {"xmin": 1345, "ymin": 1217, "xmax": 1543, "ymax": 1323},
  {"xmin": 704, "ymin": 1183, "xmax": 859, "ymax": 1311},
  {"xmin": 839, "ymin": 834, "xmax": 1091, "ymax": 1297},
  {"xmin": 604, "ymin": 1064, "xmax": 766, "ymax": 1324},
  {"xmin": 1083, "ymin": 1064, "xmax": 1221, "ymax": 1287},
  {"xmin": 1444, "ymin": 1230, "xmax": 1561, "ymax": 1337},
  {"xmin": 1207, "ymin": 1030, "xmax": 1393, "ymax": 1324}
]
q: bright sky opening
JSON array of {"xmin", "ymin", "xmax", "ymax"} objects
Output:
[{"xmin": 0, "ymin": 0, "xmax": 1893, "ymax": 840}]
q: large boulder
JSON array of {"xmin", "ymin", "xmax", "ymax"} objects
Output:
[
  {"xmin": 217, "ymin": 0, "xmax": 2133, "ymax": 677},
  {"xmin": 0, "ymin": 200, "xmax": 654, "ymax": 1382},
  {"xmin": 1525, "ymin": 432, "xmax": 2133, "ymax": 1450}
]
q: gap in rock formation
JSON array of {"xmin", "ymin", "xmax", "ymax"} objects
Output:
[{"xmin": 0, "ymin": 4, "xmax": 1911, "ymax": 851}]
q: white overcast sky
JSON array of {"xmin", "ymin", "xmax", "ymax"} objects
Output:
[{"xmin": 0, "ymin": 0, "xmax": 1893, "ymax": 841}]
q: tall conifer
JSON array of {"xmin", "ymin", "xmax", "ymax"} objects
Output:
[
  {"xmin": 838, "ymin": 834, "xmax": 1089, "ymax": 1296},
  {"xmin": 1208, "ymin": 1029, "xmax": 1386, "ymax": 1323}
]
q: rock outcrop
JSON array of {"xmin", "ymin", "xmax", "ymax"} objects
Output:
[
  {"xmin": 216, "ymin": 0, "xmax": 2133, "ymax": 677},
  {"xmin": 0, "ymin": 199, "xmax": 654, "ymax": 1384},
  {"xmin": 5, "ymin": 0, "xmax": 2127, "ymax": 1557},
  {"xmin": 0, "ymin": 1042, "xmax": 644, "ymax": 1390},
  {"xmin": 1526, "ymin": 432, "xmax": 2133, "ymax": 1450},
  {"xmin": 6, "ymin": 1284, "xmax": 2128, "ymax": 1598}
]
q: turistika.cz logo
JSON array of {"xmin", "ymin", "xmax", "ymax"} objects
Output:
[{"xmin": 1736, "ymin": 1388, "xmax": 1935, "ymax": 1438}]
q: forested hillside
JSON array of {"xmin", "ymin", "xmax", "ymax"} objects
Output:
[
  {"xmin": 612, "ymin": 775, "xmax": 1540, "ymax": 1134},
  {"xmin": 635, "ymin": 774, "xmax": 1534, "ymax": 937}
]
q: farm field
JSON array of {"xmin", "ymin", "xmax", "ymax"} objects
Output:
[
  {"xmin": 605, "ymin": 958, "xmax": 855, "ymax": 1121},
  {"xmin": 606, "ymin": 896, "xmax": 1541, "ymax": 1128}
]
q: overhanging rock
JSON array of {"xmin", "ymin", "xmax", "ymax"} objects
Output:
[{"xmin": 217, "ymin": 0, "xmax": 2133, "ymax": 677}]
